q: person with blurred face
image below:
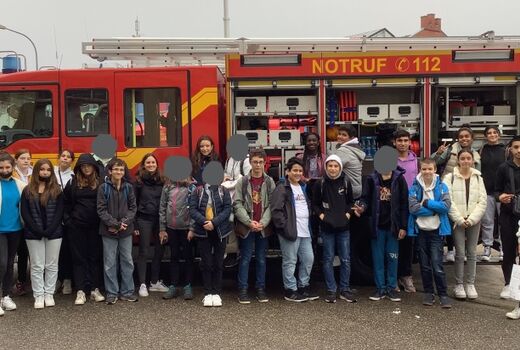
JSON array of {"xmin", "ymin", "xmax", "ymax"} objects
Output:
[
  {"xmin": 270, "ymin": 157, "xmax": 317, "ymax": 303},
  {"xmin": 495, "ymin": 136, "xmax": 520, "ymax": 318},
  {"xmin": 445, "ymin": 150, "xmax": 487, "ymax": 301},
  {"xmin": 408, "ymin": 159, "xmax": 452, "ymax": 308},
  {"xmin": 21, "ymin": 159, "xmax": 64, "ymax": 309},
  {"xmin": 479, "ymin": 126, "xmax": 506, "ymax": 261},
  {"xmin": 312, "ymin": 155, "xmax": 356, "ymax": 303},
  {"xmin": 0, "ymin": 152, "xmax": 26, "ymax": 315},
  {"xmin": 54, "ymin": 149, "xmax": 75, "ymax": 295}
]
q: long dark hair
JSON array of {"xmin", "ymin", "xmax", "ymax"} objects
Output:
[
  {"xmin": 191, "ymin": 135, "xmax": 219, "ymax": 175},
  {"xmin": 302, "ymin": 132, "xmax": 323, "ymax": 177},
  {"xmin": 26, "ymin": 159, "xmax": 62, "ymax": 206},
  {"xmin": 135, "ymin": 153, "xmax": 165, "ymax": 184}
]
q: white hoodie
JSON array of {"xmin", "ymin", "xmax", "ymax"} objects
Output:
[{"xmin": 415, "ymin": 173, "xmax": 441, "ymax": 231}]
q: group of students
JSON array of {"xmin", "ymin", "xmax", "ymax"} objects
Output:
[{"xmin": 0, "ymin": 128, "xmax": 519, "ymax": 319}]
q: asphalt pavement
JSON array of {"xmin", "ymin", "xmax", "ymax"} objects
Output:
[{"xmin": 1, "ymin": 262, "xmax": 518, "ymax": 350}]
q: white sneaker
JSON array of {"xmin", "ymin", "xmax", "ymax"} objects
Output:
[
  {"xmin": 203, "ymin": 294, "xmax": 213, "ymax": 307},
  {"xmin": 62, "ymin": 279, "xmax": 72, "ymax": 295},
  {"xmin": 500, "ymin": 285, "xmax": 511, "ymax": 300},
  {"xmin": 465, "ymin": 284, "xmax": 478, "ymax": 299},
  {"xmin": 506, "ymin": 305, "xmax": 520, "ymax": 320},
  {"xmin": 212, "ymin": 294, "xmax": 222, "ymax": 307},
  {"xmin": 75, "ymin": 290, "xmax": 86, "ymax": 305},
  {"xmin": 1, "ymin": 296, "xmax": 17, "ymax": 311},
  {"xmin": 0, "ymin": 306, "xmax": 4, "ymax": 316},
  {"xmin": 138, "ymin": 284, "xmax": 149, "ymax": 297},
  {"xmin": 446, "ymin": 250, "xmax": 455, "ymax": 263},
  {"xmin": 34, "ymin": 296, "xmax": 45, "ymax": 309},
  {"xmin": 90, "ymin": 288, "xmax": 105, "ymax": 302},
  {"xmin": 454, "ymin": 284, "xmax": 467, "ymax": 299},
  {"xmin": 44, "ymin": 294, "xmax": 55, "ymax": 307},
  {"xmin": 149, "ymin": 280, "xmax": 169, "ymax": 292}
]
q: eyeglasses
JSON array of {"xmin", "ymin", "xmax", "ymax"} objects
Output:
[{"xmin": 251, "ymin": 161, "xmax": 265, "ymax": 165}]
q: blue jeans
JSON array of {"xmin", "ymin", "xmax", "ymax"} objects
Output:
[
  {"xmin": 278, "ymin": 236, "xmax": 314, "ymax": 291},
  {"xmin": 237, "ymin": 231, "xmax": 268, "ymax": 290},
  {"xmin": 321, "ymin": 230, "xmax": 351, "ymax": 292},
  {"xmin": 102, "ymin": 235, "xmax": 135, "ymax": 297},
  {"xmin": 371, "ymin": 229, "xmax": 398, "ymax": 292},
  {"xmin": 417, "ymin": 229, "xmax": 448, "ymax": 296}
]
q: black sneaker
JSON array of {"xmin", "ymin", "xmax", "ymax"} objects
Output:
[
  {"xmin": 284, "ymin": 290, "xmax": 308, "ymax": 303},
  {"xmin": 386, "ymin": 289, "xmax": 402, "ymax": 302},
  {"xmin": 339, "ymin": 290, "xmax": 357, "ymax": 303},
  {"xmin": 422, "ymin": 293, "xmax": 435, "ymax": 306},
  {"xmin": 106, "ymin": 296, "xmax": 117, "ymax": 305},
  {"xmin": 238, "ymin": 289, "xmax": 251, "ymax": 304},
  {"xmin": 120, "ymin": 294, "xmax": 138, "ymax": 302},
  {"xmin": 299, "ymin": 286, "xmax": 320, "ymax": 301},
  {"xmin": 324, "ymin": 291, "xmax": 337, "ymax": 303},
  {"xmin": 439, "ymin": 295, "xmax": 452, "ymax": 309},
  {"xmin": 369, "ymin": 290, "xmax": 386, "ymax": 301},
  {"xmin": 256, "ymin": 288, "xmax": 269, "ymax": 303}
]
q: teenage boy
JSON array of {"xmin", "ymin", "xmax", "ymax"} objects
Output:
[
  {"xmin": 354, "ymin": 149, "xmax": 408, "ymax": 302},
  {"xmin": 97, "ymin": 158, "xmax": 137, "ymax": 305},
  {"xmin": 234, "ymin": 148, "xmax": 275, "ymax": 304},
  {"xmin": 495, "ymin": 135, "xmax": 520, "ymax": 301},
  {"xmin": 394, "ymin": 129, "xmax": 418, "ymax": 293},
  {"xmin": 408, "ymin": 158, "xmax": 452, "ymax": 308},
  {"xmin": 271, "ymin": 157, "xmax": 318, "ymax": 302},
  {"xmin": 312, "ymin": 155, "xmax": 356, "ymax": 303},
  {"xmin": 335, "ymin": 125, "xmax": 366, "ymax": 200}
]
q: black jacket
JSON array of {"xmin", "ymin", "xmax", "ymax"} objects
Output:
[
  {"xmin": 270, "ymin": 180, "xmax": 312, "ymax": 241},
  {"xmin": 97, "ymin": 179, "xmax": 137, "ymax": 238},
  {"xmin": 189, "ymin": 185, "xmax": 232, "ymax": 239},
  {"xmin": 63, "ymin": 154, "xmax": 100, "ymax": 228},
  {"xmin": 480, "ymin": 143, "xmax": 506, "ymax": 194},
  {"xmin": 495, "ymin": 159, "xmax": 520, "ymax": 215},
  {"xmin": 312, "ymin": 174, "xmax": 354, "ymax": 233},
  {"xmin": 21, "ymin": 191, "xmax": 64, "ymax": 240},
  {"xmin": 359, "ymin": 168, "xmax": 409, "ymax": 239},
  {"xmin": 134, "ymin": 174, "xmax": 164, "ymax": 222}
]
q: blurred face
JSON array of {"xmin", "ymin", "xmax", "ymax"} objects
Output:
[
  {"xmin": 306, "ymin": 134, "xmax": 319, "ymax": 152},
  {"xmin": 458, "ymin": 152, "xmax": 474, "ymax": 169},
  {"xmin": 420, "ymin": 162, "xmax": 436, "ymax": 182},
  {"xmin": 0, "ymin": 160, "xmax": 13, "ymax": 179},
  {"xmin": 511, "ymin": 141, "xmax": 520, "ymax": 161},
  {"xmin": 394, "ymin": 136, "xmax": 411, "ymax": 154},
  {"xmin": 59, "ymin": 151, "xmax": 73, "ymax": 169},
  {"xmin": 286, "ymin": 164, "xmax": 304, "ymax": 184},
  {"xmin": 457, "ymin": 131, "xmax": 473, "ymax": 148},
  {"xmin": 81, "ymin": 163, "xmax": 94, "ymax": 176},
  {"xmin": 110, "ymin": 165, "xmax": 125, "ymax": 181},
  {"xmin": 199, "ymin": 140, "xmax": 213, "ymax": 157},
  {"xmin": 326, "ymin": 161, "xmax": 340, "ymax": 178},
  {"xmin": 250, "ymin": 156, "xmax": 265, "ymax": 177},
  {"xmin": 16, "ymin": 153, "xmax": 31, "ymax": 170},
  {"xmin": 337, "ymin": 130, "xmax": 350, "ymax": 144},
  {"xmin": 144, "ymin": 156, "xmax": 157, "ymax": 173},
  {"xmin": 486, "ymin": 128, "xmax": 500, "ymax": 144},
  {"xmin": 39, "ymin": 163, "xmax": 52, "ymax": 181}
]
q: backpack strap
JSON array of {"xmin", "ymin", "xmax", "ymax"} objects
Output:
[{"xmin": 240, "ymin": 159, "xmax": 245, "ymax": 176}]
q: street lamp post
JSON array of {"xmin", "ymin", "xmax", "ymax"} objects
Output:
[{"xmin": 0, "ymin": 24, "xmax": 39, "ymax": 70}]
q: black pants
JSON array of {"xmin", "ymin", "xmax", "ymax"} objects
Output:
[
  {"xmin": 58, "ymin": 225, "xmax": 73, "ymax": 281},
  {"xmin": 198, "ymin": 232, "xmax": 227, "ymax": 295},
  {"xmin": 398, "ymin": 236, "xmax": 414, "ymax": 277},
  {"xmin": 16, "ymin": 238, "xmax": 29, "ymax": 283},
  {"xmin": 167, "ymin": 228, "xmax": 194, "ymax": 287},
  {"xmin": 446, "ymin": 235, "xmax": 454, "ymax": 252},
  {"xmin": 0, "ymin": 231, "xmax": 21, "ymax": 296},
  {"xmin": 69, "ymin": 225, "xmax": 103, "ymax": 293},
  {"xmin": 499, "ymin": 210, "xmax": 519, "ymax": 285},
  {"xmin": 136, "ymin": 218, "xmax": 164, "ymax": 285}
]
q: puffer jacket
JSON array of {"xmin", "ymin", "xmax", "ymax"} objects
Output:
[
  {"xmin": 21, "ymin": 191, "xmax": 64, "ymax": 240},
  {"xmin": 189, "ymin": 184, "xmax": 232, "ymax": 239},
  {"xmin": 96, "ymin": 179, "xmax": 137, "ymax": 238},
  {"xmin": 159, "ymin": 182, "xmax": 196, "ymax": 231},
  {"xmin": 233, "ymin": 173, "xmax": 275, "ymax": 238},
  {"xmin": 444, "ymin": 167, "xmax": 487, "ymax": 227}
]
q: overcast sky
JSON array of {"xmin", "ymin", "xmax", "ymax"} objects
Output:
[{"xmin": 1, "ymin": 0, "xmax": 519, "ymax": 69}]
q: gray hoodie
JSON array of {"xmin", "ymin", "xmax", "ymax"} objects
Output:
[{"xmin": 334, "ymin": 138, "xmax": 366, "ymax": 199}]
